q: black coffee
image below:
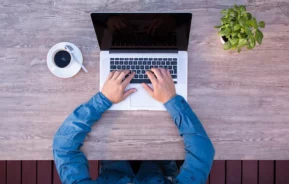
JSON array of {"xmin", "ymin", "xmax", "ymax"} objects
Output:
[{"xmin": 54, "ymin": 50, "xmax": 71, "ymax": 68}]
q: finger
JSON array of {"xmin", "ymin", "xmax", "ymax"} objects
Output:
[
  {"xmin": 151, "ymin": 68, "xmax": 163, "ymax": 80},
  {"xmin": 123, "ymin": 88, "xmax": 137, "ymax": 99},
  {"xmin": 112, "ymin": 70, "xmax": 122, "ymax": 80},
  {"xmin": 122, "ymin": 72, "xmax": 135, "ymax": 86},
  {"xmin": 146, "ymin": 70, "xmax": 157, "ymax": 84},
  {"xmin": 142, "ymin": 83, "xmax": 154, "ymax": 96},
  {"xmin": 166, "ymin": 69, "xmax": 172, "ymax": 79},
  {"xmin": 106, "ymin": 71, "xmax": 115, "ymax": 81},
  {"xmin": 116, "ymin": 70, "xmax": 130, "ymax": 82},
  {"xmin": 159, "ymin": 68, "xmax": 168, "ymax": 77}
]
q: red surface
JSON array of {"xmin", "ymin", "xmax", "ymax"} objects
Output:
[
  {"xmin": 7, "ymin": 161, "xmax": 21, "ymax": 184},
  {"xmin": 37, "ymin": 161, "xmax": 52, "ymax": 184},
  {"xmin": 53, "ymin": 162, "xmax": 62, "ymax": 184},
  {"xmin": 276, "ymin": 160, "xmax": 289, "ymax": 184},
  {"xmin": 242, "ymin": 160, "xmax": 258, "ymax": 184},
  {"xmin": 226, "ymin": 160, "xmax": 241, "ymax": 184},
  {"xmin": 89, "ymin": 160, "xmax": 99, "ymax": 180},
  {"xmin": 1, "ymin": 160, "xmax": 289, "ymax": 183},
  {"xmin": 210, "ymin": 160, "xmax": 225, "ymax": 184},
  {"xmin": 0, "ymin": 161, "xmax": 6, "ymax": 184},
  {"xmin": 259, "ymin": 160, "xmax": 274, "ymax": 184},
  {"xmin": 22, "ymin": 160, "xmax": 37, "ymax": 184}
]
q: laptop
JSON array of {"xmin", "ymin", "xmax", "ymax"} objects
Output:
[{"xmin": 91, "ymin": 13, "xmax": 192, "ymax": 110}]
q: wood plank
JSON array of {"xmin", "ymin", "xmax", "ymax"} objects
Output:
[
  {"xmin": 242, "ymin": 160, "xmax": 258, "ymax": 184},
  {"xmin": 37, "ymin": 161, "xmax": 52, "ymax": 184},
  {"xmin": 226, "ymin": 160, "xmax": 241, "ymax": 184},
  {"xmin": 0, "ymin": 161, "xmax": 6, "ymax": 184},
  {"xmin": 276, "ymin": 160, "xmax": 289, "ymax": 184},
  {"xmin": 1, "ymin": 0, "xmax": 289, "ymax": 160},
  {"xmin": 7, "ymin": 161, "xmax": 21, "ymax": 184},
  {"xmin": 53, "ymin": 162, "xmax": 62, "ymax": 184},
  {"xmin": 22, "ymin": 160, "xmax": 37, "ymax": 184},
  {"xmin": 259, "ymin": 160, "xmax": 274, "ymax": 184},
  {"xmin": 89, "ymin": 160, "xmax": 99, "ymax": 180},
  {"xmin": 210, "ymin": 160, "xmax": 225, "ymax": 184}
]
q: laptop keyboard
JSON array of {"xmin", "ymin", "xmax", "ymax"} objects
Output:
[{"xmin": 110, "ymin": 58, "xmax": 177, "ymax": 83}]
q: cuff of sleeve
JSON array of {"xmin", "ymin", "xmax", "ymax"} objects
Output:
[
  {"xmin": 89, "ymin": 92, "xmax": 113, "ymax": 113},
  {"xmin": 164, "ymin": 95, "xmax": 190, "ymax": 116}
]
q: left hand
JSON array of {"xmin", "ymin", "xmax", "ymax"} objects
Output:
[{"xmin": 101, "ymin": 70, "xmax": 136, "ymax": 103}]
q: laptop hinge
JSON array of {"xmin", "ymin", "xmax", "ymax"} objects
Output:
[{"xmin": 109, "ymin": 49, "xmax": 178, "ymax": 54}]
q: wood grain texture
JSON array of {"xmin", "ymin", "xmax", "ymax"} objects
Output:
[
  {"xmin": 22, "ymin": 160, "xmax": 37, "ymax": 184},
  {"xmin": 37, "ymin": 161, "xmax": 52, "ymax": 184},
  {"xmin": 0, "ymin": 0, "xmax": 289, "ymax": 160},
  {"xmin": 242, "ymin": 160, "xmax": 258, "ymax": 184},
  {"xmin": 259, "ymin": 160, "xmax": 274, "ymax": 184}
]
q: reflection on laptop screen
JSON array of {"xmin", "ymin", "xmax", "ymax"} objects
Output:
[{"xmin": 91, "ymin": 13, "xmax": 192, "ymax": 51}]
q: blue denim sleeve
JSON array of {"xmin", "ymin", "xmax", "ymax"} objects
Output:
[
  {"xmin": 52, "ymin": 92, "xmax": 112, "ymax": 184},
  {"xmin": 164, "ymin": 95, "xmax": 215, "ymax": 184}
]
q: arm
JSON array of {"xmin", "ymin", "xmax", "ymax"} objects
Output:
[
  {"xmin": 52, "ymin": 92, "xmax": 112, "ymax": 184},
  {"xmin": 164, "ymin": 96, "xmax": 215, "ymax": 184},
  {"xmin": 53, "ymin": 70, "xmax": 136, "ymax": 184},
  {"xmin": 142, "ymin": 68, "xmax": 215, "ymax": 184}
]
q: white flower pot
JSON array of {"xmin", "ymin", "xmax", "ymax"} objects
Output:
[{"xmin": 220, "ymin": 36, "xmax": 226, "ymax": 44}]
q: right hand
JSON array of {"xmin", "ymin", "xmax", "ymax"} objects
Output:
[{"xmin": 142, "ymin": 68, "xmax": 176, "ymax": 103}]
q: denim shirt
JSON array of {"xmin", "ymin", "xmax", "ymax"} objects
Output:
[{"xmin": 53, "ymin": 92, "xmax": 215, "ymax": 184}]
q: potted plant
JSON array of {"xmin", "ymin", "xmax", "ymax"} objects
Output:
[{"xmin": 215, "ymin": 4, "xmax": 265, "ymax": 53}]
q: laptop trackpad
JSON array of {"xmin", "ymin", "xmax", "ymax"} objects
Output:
[{"xmin": 130, "ymin": 86, "xmax": 157, "ymax": 107}]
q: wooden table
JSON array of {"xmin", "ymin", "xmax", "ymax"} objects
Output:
[{"xmin": 1, "ymin": 0, "xmax": 289, "ymax": 160}]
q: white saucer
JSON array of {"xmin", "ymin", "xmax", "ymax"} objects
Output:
[{"xmin": 47, "ymin": 42, "xmax": 83, "ymax": 78}]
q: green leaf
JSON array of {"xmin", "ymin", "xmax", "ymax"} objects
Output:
[
  {"xmin": 244, "ymin": 26, "xmax": 252, "ymax": 36},
  {"xmin": 255, "ymin": 30, "xmax": 264, "ymax": 44},
  {"xmin": 229, "ymin": 21, "xmax": 236, "ymax": 27},
  {"xmin": 247, "ymin": 44, "xmax": 253, "ymax": 50},
  {"xmin": 218, "ymin": 30, "xmax": 227, "ymax": 36},
  {"xmin": 230, "ymin": 11, "xmax": 238, "ymax": 18},
  {"xmin": 231, "ymin": 32, "xmax": 238, "ymax": 38},
  {"xmin": 258, "ymin": 21, "xmax": 265, "ymax": 28},
  {"xmin": 221, "ymin": 9, "xmax": 227, "ymax": 15},
  {"xmin": 239, "ymin": 18, "xmax": 246, "ymax": 27},
  {"xmin": 221, "ymin": 17, "xmax": 229, "ymax": 24},
  {"xmin": 252, "ymin": 17, "xmax": 258, "ymax": 29},
  {"xmin": 244, "ymin": 13, "xmax": 252, "ymax": 20},
  {"xmin": 234, "ymin": 4, "xmax": 239, "ymax": 11},
  {"xmin": 246, "ymin": 20, "xmax": 254, "ymax": 27},
  {"xmin": 229, "ymin": 38, "xmax": 238, "ymax": 45},
  {"xmin": 233, "ymin": 24, "xmax": 241, "ymax": 31},
  {"xmin": 237, "ymin": 47, "xmax": 242, "ymax": 53},
  {"xmin": 223, "ymin": 41, "xmax": 232, "ymax": 50},
  {"xmin": 239, "ymin": 5, "xmax": 246, "ymax": 12},
  {"xmin": 249, "ymin": 37, "xmax": 256, "ymax": 48},
  {"xmin": 214, "ymin": 25, "xmax": 222, "ymax": 28},
  {"xmin": 239, "ymin": 38, "xmax": 247, "ymax": 46}
]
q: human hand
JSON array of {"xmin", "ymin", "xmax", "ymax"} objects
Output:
[
  {"xmin": 102, "ymin": 70, "xmax": 136, "ymax": 103},
  {"xmin": 142, "ymin": 68, "xmax": 176, "ymax": 103}
]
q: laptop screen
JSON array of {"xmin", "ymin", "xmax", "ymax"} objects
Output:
[{"xmin": 91, "ymin": 13, "xmax": 192, "ymax": 51}]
